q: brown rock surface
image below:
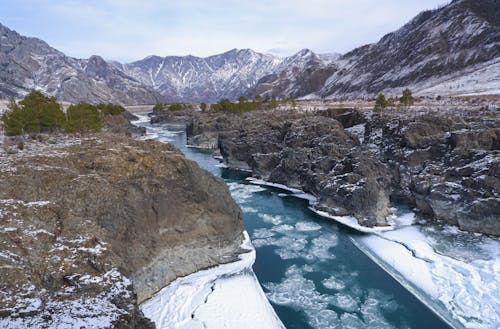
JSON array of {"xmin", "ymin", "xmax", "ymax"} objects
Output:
[{"xmin": 0, "ymin": 133, "xmax": 243, "ymax": 328}]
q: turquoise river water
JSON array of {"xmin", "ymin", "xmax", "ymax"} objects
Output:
[{"xmin": 134, "ymin": 114, "xmax": 499, "ymax": 329}]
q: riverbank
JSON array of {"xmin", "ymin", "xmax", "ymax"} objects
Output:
[{"xmin": 141, "ymin": 231, "xmax": 285, "ymax": 329}]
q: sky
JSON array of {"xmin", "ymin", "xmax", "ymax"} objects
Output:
[{"xmin": 1, "ymin": 0, "xmax": 450, "ymax": 62}]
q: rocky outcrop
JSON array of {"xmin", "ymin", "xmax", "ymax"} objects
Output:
[
  {"xmin": 0, "ymin": 133, "xmax": 244, "ymax": 327},
  {"xmin": 363, "ymin": 107, "xmax": 500, "ymax": 235},
  {"xmin": 150, "ymin": 105, "xmax": 499, "ymax": 235},
  {"xmin": 103, "ymin": 111, "xmax": 146, "ymax": 137},
  {"xmin": 158, "ymin": 110, "xmax": 392, "ymax": 227}
]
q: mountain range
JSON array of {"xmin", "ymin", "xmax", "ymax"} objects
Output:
[
  {"xmin": 252, "ymin": 0, "xmax": 500, "ymax": 99},
  {"xmin": 0, "ymin": 0, "xmax": 498, "ymax": 105}
]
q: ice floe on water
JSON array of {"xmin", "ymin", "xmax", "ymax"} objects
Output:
[
  {"xmin": 140, "ymin": 232, "xmax": 284, "ymax": 329},
  {"xmin": 295, "ymin": 221, "xmax": 322, "ymax": 231},
  {"xmin": 252, "ymin": 221, "xmax": 338, "ymax": 262},
  {"xmin": 354, "ymin": 211, "xmax": 500, "ymax": 329},
  {"xmin": 258, "ymin": 213, "xmax": 285, "ymax": 225},
  {"xmin": 264, "ymin": 265, "xmax": 397, "ymax": 329},
  {"xmin": 322, "ymin": 275, "xmax": 346, "ymax": 291},
  {"xmin": 227, "ymin": 182, "xmax": 266, "ymax": 204}
]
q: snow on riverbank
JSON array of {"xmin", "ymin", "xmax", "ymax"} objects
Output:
[
  {"xmin": 246, "ymin": 177, "xmax": 394, "ymax": 233},
  {"xmin": 353, "ymin": 213, "xmax": 500, "ymax": 329},
  {"xmin": 140, "ymin": 231, "xmax": 285, "ymax": 329}
]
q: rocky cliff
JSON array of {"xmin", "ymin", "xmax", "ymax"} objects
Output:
[
  {"xmin": 0, "ymin": 133, "xmax": 244, "ymax": 328},
  {"xmin": 363, "ymin": 106, "xmax": 499, "ymax": 235},
  {"xmin": 150, "ymin": 105, "xmax": 499, "ymax": 235},
  {"xmin": 153, "ymin": 109, "xmax": 392, "ymax": 227}
]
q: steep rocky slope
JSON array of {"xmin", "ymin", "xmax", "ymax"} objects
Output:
[
  {"xmin": 0, "ymin": 24, "xmax": 161, "ymax": 105},
  {"xmin": 150, "ymin": 105, "xmax": 499, "ymax": 235},
  {"xmin": 247, "ymin": 49, "xmax": 338, "ymax": 99},
  {"xmin": 251, "ymin": 0, "xmax": 500, "ymax": 99},
  {"xmin": 114, "ymin": 49, "xmax": 283, "ymax": 102},
  {"xmin": 113, "ymin": 49, "xmax": 337, "ymax": 102},
  {"xmin": 0, "ymin": 133, "xmax": 244, "ymax": 327}
]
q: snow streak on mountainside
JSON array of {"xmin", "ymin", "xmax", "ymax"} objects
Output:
[
  {"xmin": 0, "ymin": 24, "xmax": 160, "ymax": 105},
  {"xmin": 252, "ymin": 0, "xmax": 500, "ymax": 99},
  {"xmin": 115, "ymin": 49, "xmax": 279, "ymax": 102},
  {"xmin": 114, "ymin": 48, "xmax": 339, "ymax": 102}
]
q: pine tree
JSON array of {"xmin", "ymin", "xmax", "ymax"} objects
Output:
[
  {"xmin": 374, "ymin": 94, "xmax": 388, "ymax": 110},
  {"xmin": 66, "ymin": 102, "xmax": 103, "ymax": 132},
  {"xmin": 1, "ymin": 91, "xmax": 65, "ymax": 135},
  {"xmin": 400, "ymin": 88, "xmax": 415, "ymax": 107}
]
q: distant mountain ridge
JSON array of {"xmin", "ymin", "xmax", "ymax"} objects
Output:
[
  {"xmin": 252, "ymin": 0, "xmax": 500, "ymax": 99},
  {"xmin": 0, "ymin": 20, "xmax": 333, "ymax": 104},
  {"xmin": 112, "ymin": 48, "xmax": 339, "ymax": 102},
  {"xmin": 112, "ymin": 49, "xmax": 283, "ymax": 102},
  {"xmin": 0, "ymin": 0, "xmax": 498, "ymax": 104},
  {"xmin": 0, "ymin": 23, "xmax": 161, "ymax": 105}
]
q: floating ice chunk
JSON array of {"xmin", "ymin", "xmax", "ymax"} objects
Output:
[
  {"xmin": 227, "ymin": 183, "xmax": 266, "ymax": 204},
  {"xmin": 258, "ymin": 214, "xmax": 285, "ymax": 225},
  {"xmin": 253, "ymin": 228, "xmax": 275, "ymax": 239},
  {"xmin": 241, "ymin": 206, "xmax": 258, "ymax": 213},
  {"xmin": 295, "ymin": 221, "xmax": 322, "ymax": 231},
  {"xmin": 264, "ymin": 265, "xmax": 339, "ymax": 327},
  {"xmin": 340, "ymin": 312, "xmax": 365, "ymax": 329},
  {"xmin": 322, "ymin": 276, "xmax": 346, "ymax": 290},
  {"xmin": 306, "ymin": 234, "xmax": 338, "ymax": 261},
  {"xmin": 272, "ymin": 224, "xmax": 295, "ymax": 233},
  {"xmin": 332, "ymin": 293, "xmax": 359, "ymax": 313}
]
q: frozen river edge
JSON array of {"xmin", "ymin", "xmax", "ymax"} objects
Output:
[{"xmin": 140, "ymin": 231, "xmax": 285, "ymax": 329}]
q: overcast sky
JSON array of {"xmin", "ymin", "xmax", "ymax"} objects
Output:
[{"xmin": 1, "ymin": 0, "xmax": 449, "ymax": 62}]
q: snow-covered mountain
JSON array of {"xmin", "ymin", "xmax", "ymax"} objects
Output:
[
  {"xmin": 252, "ymin": 0, "xmax": 500, "ymax": 99},
  {"xmin": 1, "ymin": 0, "xmax": 497, "ymax": 104},
  {"xmin": 114, "ymin": 48, "xmax": 338, "ymax": 102},
  {"xmin": 113, "ymin": 49, "xmax": 281, "ymax": 102},
  {"xmin": 247, "ymin": 49, "xmax": 338, "ymax": 99},
  {"xmin": 0, "ymin": 23, "xmax": 161, "ymax": 105}
]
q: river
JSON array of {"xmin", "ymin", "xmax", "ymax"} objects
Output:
[{"xmin": 134, "ymin": 114, "xmax": 499, "ymax": 329}]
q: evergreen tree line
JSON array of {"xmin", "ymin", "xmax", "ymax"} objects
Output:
[
  {"xmin": 210, "ymin": 95, "xmax": 296, "ymax": 113},
  {"xmin": 374, "ymin": 88, "xmax": 415, "ymax": 110},
  {"xmin": 1, "ymin": 90, "xmax": 125, "ymax": 136}
]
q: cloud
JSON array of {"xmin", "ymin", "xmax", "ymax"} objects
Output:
[{"xmin": 0, "ymin": 0, "xmax": 450, "ymax": 61}]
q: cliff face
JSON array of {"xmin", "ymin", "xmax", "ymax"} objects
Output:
[
  {"xmin": 363, "ymin": 107, "xmax": 500, "ymax": 235},
  {"xmin": 153, "ymin": 110, "xmax": 391, "ymax": 227},
  {"xmin": 0, "ymin": 133, "xmax": 243, "ymax": 328},
  {"xmin": 150, "ymin": 105, "xmax": 499, "ymax": 235}
]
